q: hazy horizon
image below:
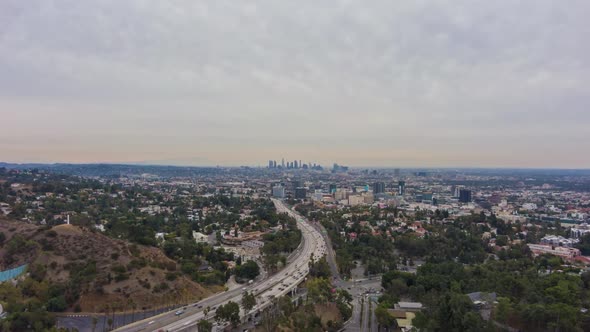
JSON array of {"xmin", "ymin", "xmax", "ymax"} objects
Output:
[
  {"xmin": 3, "ymin": 160, "xmax": 590, "ymax": 171},
  {"xmin": 2, "ymin": 1, "xmax": 589, "ymax": 168}
]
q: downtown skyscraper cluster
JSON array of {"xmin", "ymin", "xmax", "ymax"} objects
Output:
[{"xmin": 267, "ymin": 158, "xmax": 322, "ymax": 170}]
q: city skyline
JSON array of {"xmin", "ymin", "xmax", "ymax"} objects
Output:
[{"xmin": 2, "ymin": 1, "xmax": 590, "ymax": 168}]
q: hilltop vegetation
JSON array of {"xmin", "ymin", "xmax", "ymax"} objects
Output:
[{"xmin": 0, "ymin": 218, "xmax": 216, "ymax": 330}]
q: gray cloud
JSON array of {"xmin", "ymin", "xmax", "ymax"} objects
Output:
[{"xmin": 1, "ymin": 0, "xmax": 589, "ymax": 167}]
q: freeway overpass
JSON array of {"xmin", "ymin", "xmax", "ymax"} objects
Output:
[{"xmin": 114, "ymin": 199, "xmax": 326, "ymax": 332}]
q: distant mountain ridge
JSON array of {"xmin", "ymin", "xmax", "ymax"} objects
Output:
[{"xmin": 0, "ymin": 162, "xmax": 225, "ymax": 177}]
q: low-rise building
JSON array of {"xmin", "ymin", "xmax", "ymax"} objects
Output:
[
  {"xmin": 540, "ymin": 235, "xmax": 579, "ymax": 247},
  {"xmin": 571, "ymin": 223, "xmax": 590, "ymax": 239},
  {"xmin": 192, "ymin": 231, "xmax": 209, "ymax": 243},
  {"xmin": 527, "ymin": 244, "xmax": 581, "ymax": 260},
  {"xmin": 348, "ymin": 195, "xmax": 365, "ymax": 206}
]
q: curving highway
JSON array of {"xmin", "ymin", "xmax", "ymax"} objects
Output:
[{"xmin": 114, "ymin": 198, "xmax": 326, "ymax": 332}]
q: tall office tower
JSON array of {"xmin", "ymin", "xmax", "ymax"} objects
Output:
[
  {"xmin": 398, "ymin": 181, "xmax": 406, "ymax": 195},
  {"xmin": 459, "ymin": 189, "xmax": 472, "ymax": 203},
  {"xmin": 295, "ymin": 187, "xmax": 307, "ymax": 199},
  {"xmin": 273, "ymin": 160, "xmax": 277, "ymax": 168},
  {"xmin": 281, "ymin": 158, "xmax": 285, "ymax": 168},
  {"xmin": 299, "ymin": 160, "xmax": 302, "ymax": 169},
  {"xmin": 373, "ymin": 182, "xmax": 386, "ymax": 194},
  {"xmin": 294, "ymin": 160, "xmax": 298, "ymax": 169},
  {"xmin": 453, "ymin": 185, "xmax": 464, "ymax": 198},
  {"xmin": 268, "ymin": 160, "xmax": 274, "ymax": 168},
  {"xmin": 272, "ymin": 185, "xmax": 285, "ymax": 198},
  {"xmin": 329, "ymin": 184, "xmax": 337, "ymax": 194}
]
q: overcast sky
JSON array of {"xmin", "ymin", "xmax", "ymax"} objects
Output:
[{"xmin": 1, "ymin": 1, "xmax": 589, "ymax": 168}]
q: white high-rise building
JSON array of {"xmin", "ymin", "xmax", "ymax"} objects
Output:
[{"xmin": 272, "ymin": 185, "xmax": 285, "ymax": 198}]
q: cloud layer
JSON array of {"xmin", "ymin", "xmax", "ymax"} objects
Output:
[{"xmin": 1, "ymin": 0, "xmax": 589, "ymax": 167}]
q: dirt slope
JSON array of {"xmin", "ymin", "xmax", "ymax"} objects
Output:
[{"xmin": 0, "ymin": 218, "xmax": 216, "ymax": 312}]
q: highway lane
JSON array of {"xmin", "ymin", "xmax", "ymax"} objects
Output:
[
  {"xmin": 115, "ymin": 198, "xmax": 326, "ymax": 332},
  {"xmin": 310, "ymin": 221, "xmax": 339, "ymax": 279}
]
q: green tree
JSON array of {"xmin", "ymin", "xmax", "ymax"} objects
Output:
[
  {"xmin": 197, "ymin": 319, "xmax": 213, "ymax": 332},
  {"xmin": 241, "ymin": 291, "xmax": 256, "ymax": 312},
  {"xmin": 438, "ymin": 292, "xmax": 480, "ymax": 331},
  {"xmin": 278, "ymin": 295, "xmax": 294, "ymax": 316},
  {"xmin": 234, "ymin": 260, "xmax": 260, "ymax": 281},
  {"xmin": 309, "ymin": 257, "xmax": 331, "ymax": 278},
  {"xmin": 215, "ymin": 301, "xmax": 240, "ymax": 326},
  {"xmin": 46, "ymin": 295, "xmax": 67, "ymax": 312},
  {"xmin": 575, "ymin": 233, "xmax": 590, "ymax": 255},
  {"xmin": 307, "ymin": 277, "xmax": 332, "ymax": 304},
  {"xmin": 495, "ymin": 235, "xmax": 509, "ymax": 246},
  {"xmin": 495, "ymin": 297, "xmax": 512, "ymax": 323},
  {"xmin": 375, "ymin": 304, "xmax": 397, "ymax": 330}
]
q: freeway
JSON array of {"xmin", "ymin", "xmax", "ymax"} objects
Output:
[
  {"xmin": 114, "ymin": 198, "xmax": 326, "ymax": 332},
  {"xmin": 311, "ymin": 221, "xmax": 339, "ymax": 279}
]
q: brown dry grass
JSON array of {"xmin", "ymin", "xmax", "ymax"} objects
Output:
[
  {"xmin": 315, "ymin": 303, "xmax": 341, "ymax": 326},
  {"xmin": 0, "ymin": 218, "xmax": 217, "ymax": 312}
]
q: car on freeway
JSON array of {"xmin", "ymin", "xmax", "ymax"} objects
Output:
[{"xmin": 175, "ymin": 310, "xmax": 184, "ymax": 316}]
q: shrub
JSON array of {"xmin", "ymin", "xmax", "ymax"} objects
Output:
[
  {"xmin": 46, "ymin": 296, "xmax": 67, "ymax": 312},
  {"xmin": 111, "ymin": 265, "xmax": 126, "ymax": 274},
  {"xmin": 114, "ymin": 273, "xmax": 129, "ymax": 282}
]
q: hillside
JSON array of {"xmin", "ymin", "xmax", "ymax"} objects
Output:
[{"xmin": 0, "ymin": 218, "xmax": 217, "ymax": 313}]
